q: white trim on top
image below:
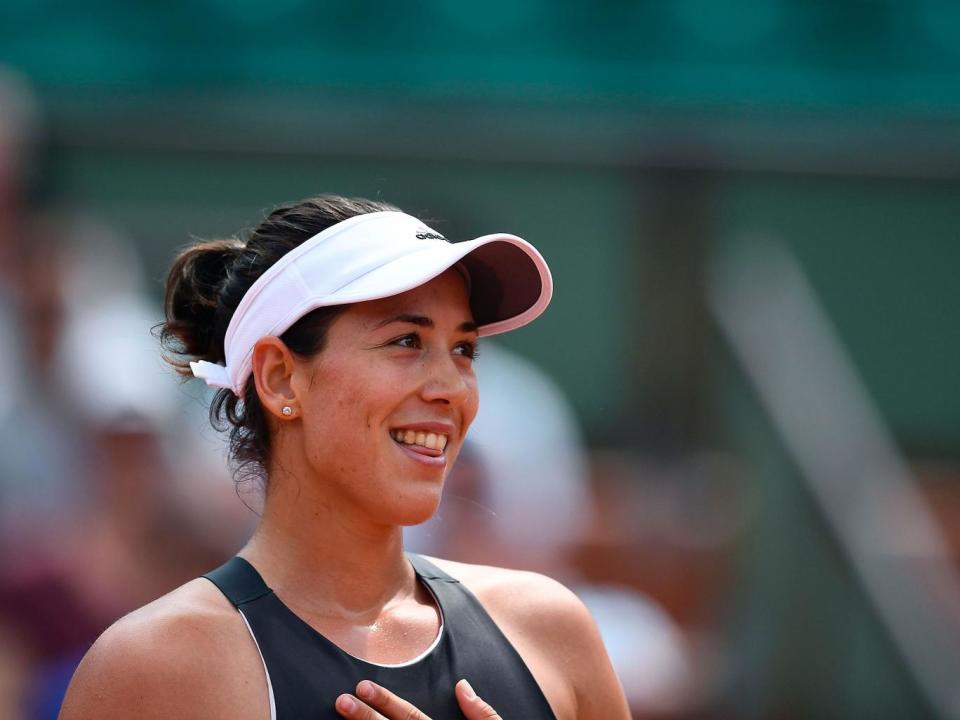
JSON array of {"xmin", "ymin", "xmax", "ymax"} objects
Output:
[{"xmin": 239, "ymin": 609, "xmax": 277, "ymax": 720}]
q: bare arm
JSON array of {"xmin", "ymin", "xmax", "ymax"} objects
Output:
[
  {"xmin": 556, "ymin": 586, "xmax": 632, "ymax": 719},
  {"xmin": 513, "ymin": 574, "xmax": 631, "ymax": 719}
]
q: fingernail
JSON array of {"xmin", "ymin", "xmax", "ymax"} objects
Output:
[
  {"xmin": 460, "ymin": 679, "xmax": 477, "ymax": 699},
  {"xmin": 357, "ymin": 681, "xmax": 375, "ymax": 701},
  {"xmin": 337, "ymin": 695, "xmax": 356, "ymax": 713}
]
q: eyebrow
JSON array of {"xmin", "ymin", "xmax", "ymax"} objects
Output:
[{"xmin": 375, "ymin": 313, "xmax": 478, "ymax": 334}]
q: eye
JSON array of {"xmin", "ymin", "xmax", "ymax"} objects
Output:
[
  {"xmin": 453, "ymin": 341, "xmax": 479, "ymax": 361},
  {"xmin": 391, "ymin": 333, "xmax": 422, "ymax": 349}
]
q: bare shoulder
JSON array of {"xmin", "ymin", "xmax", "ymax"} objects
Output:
[
  {"xmin": 426, "ymin": 556, "xmax": 589, "ymax": 635},
  {"xmin": 59, "ymin": 578, "xmax": 268, "ymax": 720},
  {"xmin": 424, "ymin": 556, "xmax": 631, "ymax": 720}
]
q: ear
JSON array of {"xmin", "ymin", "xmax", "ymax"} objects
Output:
[{"xmin": 251, "ymin": 337, "xmax": 298, "ymax": 420}]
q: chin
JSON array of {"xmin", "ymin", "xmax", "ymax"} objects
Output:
[{"xmin": 390, "ymin": 488, "xmax": 444, "ymax": 528}]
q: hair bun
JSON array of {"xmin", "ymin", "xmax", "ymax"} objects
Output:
[{"xmin": 160, "ymin": 238, "xmax": 244, "ymax": 374}]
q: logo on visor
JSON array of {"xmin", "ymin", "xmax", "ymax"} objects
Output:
[{"xmin": 415, "ymin": 230, "xmax": 447, "ymax": 241}]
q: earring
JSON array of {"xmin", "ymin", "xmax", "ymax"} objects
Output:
[{"xmin": 281, "ymin": 406, "xmax": 294, "ymax": 417}]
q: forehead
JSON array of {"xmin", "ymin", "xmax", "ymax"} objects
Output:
[{"xmin": 342, "ymin": 269, "xmax": 473, "ymax": 328}]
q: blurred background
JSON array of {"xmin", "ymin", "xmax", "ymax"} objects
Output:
[{"xmin": 1, "ymin": 1, "xmax": 959, "ymax": 718}]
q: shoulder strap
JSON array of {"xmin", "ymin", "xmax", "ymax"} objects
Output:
[
  {"xmin": 203, "ymin": 556, "xmax": 273, "ymax": 607},
  {"xmin": 406, "ymin": 553, "xmax": 459, "ymax": 583}
]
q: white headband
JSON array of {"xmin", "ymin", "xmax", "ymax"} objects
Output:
[{"xmin": 190, "ymin": 210, "xmax": 552, "ymax": 396}]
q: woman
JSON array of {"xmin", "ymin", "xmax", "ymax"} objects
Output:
[{"xmin": 59, "ymin": 195, "xmax": 630, "ymax": 719}]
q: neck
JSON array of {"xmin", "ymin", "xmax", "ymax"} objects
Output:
[{"xmin": 240, "ymin": 470, "xmax": 415, "ymax": 623}]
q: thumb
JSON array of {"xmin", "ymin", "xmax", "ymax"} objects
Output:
[{"xmin": 455, "ymin": 679, "xmax": 502, "ymax": 719}]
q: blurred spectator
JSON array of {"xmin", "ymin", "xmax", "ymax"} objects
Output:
[
  {"xmin": 0, "ymin": 208, "xmax": 254, "ymax": 719},
  {"xmin": 0, "ymin": 218, "xmax": 80, "ymax": 548}
]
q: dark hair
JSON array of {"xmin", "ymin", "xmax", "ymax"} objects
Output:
[{"xmin": 159, "ymin": 194, "xmax": 400, "ymax": 485}]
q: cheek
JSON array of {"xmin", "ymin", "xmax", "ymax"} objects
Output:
[
  {"xmin": 302, "ymin": 361, "xmax": 392, "ymax": 439},
  {"xmin": 299, "ymin": 373, "xmax": 353, "ymax": 436},
  {"xmin": 462, "ymin": 377, "xmax": 481, "ymax": 432}
]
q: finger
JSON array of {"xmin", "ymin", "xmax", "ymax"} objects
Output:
[
  {"xmin": 455, "ymin": 679, "xmax": 502, "ymax": 719},
  {"xmin": 355, "ymin": 680, "xmax": 432, "ymax": 720},
  {"xmin": 335, "ymin": 693, "xmax": 387, "ymax": 720}
]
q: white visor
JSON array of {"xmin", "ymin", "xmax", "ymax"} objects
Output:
[{"xmin": 190, "ymin": 210, "xmax": 553, "ymax": 396}]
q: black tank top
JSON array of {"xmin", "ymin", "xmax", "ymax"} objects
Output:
[{"xmin": 203, "ymin": 554, "xmax": 557, "ymax": 720}]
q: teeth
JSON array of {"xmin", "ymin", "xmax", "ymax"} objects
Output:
[{"xmin": 391, "ymin": 429, "xmax": 450, "ymax": 451}]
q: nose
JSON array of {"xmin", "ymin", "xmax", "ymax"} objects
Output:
[{"xmin": 420, "ymin": 350, "xmax": 477, "ymax": 410}]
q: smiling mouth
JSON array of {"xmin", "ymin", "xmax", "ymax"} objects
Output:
[{"xmin": 390, "ymin": 429, "xmax": 449, "ymax": 453}]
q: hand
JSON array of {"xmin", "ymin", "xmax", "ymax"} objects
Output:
[{"xmin": 335, "ymin": 678, "xmax": 501, "ymax": 719}]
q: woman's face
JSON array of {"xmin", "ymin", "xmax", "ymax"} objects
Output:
[{"xmin": 288, "ymin": 269, "xmax": 480, "ymax": 527}]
